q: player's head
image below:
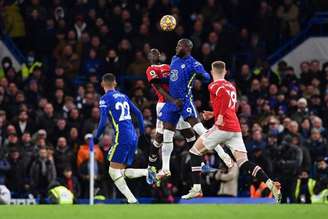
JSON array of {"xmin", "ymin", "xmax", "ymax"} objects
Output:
[
  {"xmin": 176, "ymin": 38, "xmax": 193, "ymax": 57},
  {"xmin": 101, "ymin": 73, "xmax": 117, "ymax": 90},
  {"xmin": 148, "ymin": 48, "xmax": 160, "ymax": 64},
  {"xmin": 211, "ymin": 61, "xmax": 227, "ymax": 78}
]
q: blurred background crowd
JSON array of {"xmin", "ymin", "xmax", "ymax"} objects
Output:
[{"xmin": 0, "ymin": 0, "xmax": 328, "ymax": 203}]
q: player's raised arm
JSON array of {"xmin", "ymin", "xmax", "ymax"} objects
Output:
[
  {"xmin": 193, "ymin": 60, "xmax": 211, "ymax": 83},
  {"xmin": 127, "ymin": 97, "xmax": 145, "ymax": 134},
  {"xmin": 95, "ymin": 98, "xmax": 108, "ymax": 139}
]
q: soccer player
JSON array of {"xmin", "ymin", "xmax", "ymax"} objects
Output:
[
  {"xmin": 182, "ymin": 61, "xmax": 282, "ymax": 203},
  {"xmin": 158, "ymin": 39, "xmax": 232, "ymax": 178},
  {"xmin": 145, "ymin": 48, "xmax": 196, "ymax": 169},
  {"xmin": 94, "ymin": 73, "xmax": 156, "ymax": 204}
]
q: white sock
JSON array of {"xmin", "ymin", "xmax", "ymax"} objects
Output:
[
  {"xmin": 162, "ymin": 129, "xmax": 175, "ymax": 171},
  {"xmin": 109, "ymin": 167, "xmax": 137, "ymax": 203},
  {"xmin": 214, "ymin": 145, "xmax": 233, "ymax": 168},
  {"xmin": 124, "ymin": 169, "xmax": 148, "ymax": 179},
  {"xmin": 265, "ymin": 179, "xmax": 273, "ymax": 190},
  {"xmin": 162, "ymin": 142, "xmax": 173, "ymax": 171},
  {"xmin": 193, "ymin": 184, "xmax": 201, "ymax": 191},
  {"xmin": 193, "ymin": 123, "xmax": 207, "ymax": 135}
]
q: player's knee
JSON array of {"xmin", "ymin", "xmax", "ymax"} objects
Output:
[
  {"xmin": 193, "ymin": 123, "xmax": 207, "ymax": 136},
  {"xmin": 108, "ymin": 167, "xmax": 124, "ymax": 182},
  {"xmin": 189, "ymin": 146, "xmax": 202, "ymax": 156},
  {"xmin": 235, "ymin": 152, "xmax": 248, "ymax": 167},
  {"xmin": 154, "ymin": 133, "xmax": 163, "ymax": 145},
  {"xmin": 153, "ymin": 140, "xmax": 161, "ymax": 148},
  {"xmin": 163, "ymin": 129, "xmax": 175, "ymax": 143}
]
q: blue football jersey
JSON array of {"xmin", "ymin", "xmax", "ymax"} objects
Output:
[
  {"xmin": 95, "ymin": 90, "xmax": 144, "ymax": 139},
  {"xmin": 168, "ymin": 55, "xmax": 211, "ymax": 99}
]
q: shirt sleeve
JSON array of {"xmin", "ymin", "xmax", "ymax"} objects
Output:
[
  {"xmin": 127, "ymin": 97, "xmax": 145, "ymax": 134},
  {"xmin": 192, "ymin": 60, "xmax": 211, "ymax": 82},
  {"xmin": 95, "ymin": 97, "xmax": 108, "ymax": 139},
  {"xmin": 146, "ymin": 67, "xmax": 159, "ymax": 83}
]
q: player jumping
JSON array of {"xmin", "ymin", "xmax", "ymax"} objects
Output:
[
  {"xmin": 158, "ymin": 39, "xmax": 233, "ymax": 179},
  {"xmin": 146, "ymin": 48, "xmax": 196, "ymax": 169},
  {"xmin": 181, "ymin": 61, "xmax": 282, "ymax": 203},
  {"xmin": 94, "ymin": 73, "xmax": 156, "ymax": 204}
]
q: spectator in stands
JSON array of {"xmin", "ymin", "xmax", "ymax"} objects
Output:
[
  {"xmin": 246, "ymin": 129, "xmax": 266, "ymax": 152},
  {"xmin": 215, "ymin": 161, "xmax": 239, "ymax": 197},
  {"xmin": 276, "ymin": 0, "xmax": 300, "ymax": 37},
  {"xmin": 6, "ymin": 147, "xmax": 28, "ymax": 197},
  {"xmin": 14, "ymin": 110, "xmax": 35, "ymax": 137},
  {"xmin": 58, "ymin": 166, "xmax": 80, "ymax": 199},
  {"xmin": 54, "ymin": 137, "xmax": 75, "ymax": 178},
  {"xmin": 294, "ymin": 169, "xmax": 315, "ymax": 203},
  {"xmin": 291, "ymin": 98, "xmax": 309, "ymax": 123},
  {"xmin": 267, "ymin": 136, "xmax": 302, "ymax": 203},
  {"xmin": 29, "ymin": 146, "xmax": 56, "ymax": 202},
  {"xmin": 36, "ymin": 103, "xmax": 56, "ymax": 137},
  {"xmin": 304, "ymin": 128, "xmax": 328, "ymax": 162}
]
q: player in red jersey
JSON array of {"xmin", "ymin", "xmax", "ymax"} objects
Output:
[
  {"xmin": 182, "ymin": 61, "xmax": 282, "ymax": 203},
  {"xmin": 145, "ymin": 49, "xmax": 195, "ymax": 174}
]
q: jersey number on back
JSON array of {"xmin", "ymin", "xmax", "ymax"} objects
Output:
[
  {"xmin": 227, "ymin": 90, "xmax": 237, "ymax": 109},
  {"xmin": 115, "ymin": 101, "xmax": 131, "ymax": 121}
]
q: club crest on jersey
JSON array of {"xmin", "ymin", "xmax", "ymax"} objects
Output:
[
  {"xmin": 181, "ymin": 64, "xmax": 186, "ymax": 69},
  {"xmin": 170, "ymin": 69, "xmax": 179, "ymax": 81}
]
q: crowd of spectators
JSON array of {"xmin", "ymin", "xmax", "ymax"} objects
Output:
[{"xmin": 0, "ymin": 0, "xmax": 328, "ymax": 203}]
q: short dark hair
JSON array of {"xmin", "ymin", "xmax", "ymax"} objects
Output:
[
  {"xmin": 102, "ymin": 73, "xmax": 116, "ymax": 83},
  {"xmin": 212, "ymin": 61, "xmax": 226, "ymax": 73}
]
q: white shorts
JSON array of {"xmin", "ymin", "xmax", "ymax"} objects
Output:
[
  {"xmin": 201, "ymin": 126, "xmax": 247, "ymax": 152},
  {"xmin": 156, "ymin": 102, "xmax": 191, "ymax": 134}
]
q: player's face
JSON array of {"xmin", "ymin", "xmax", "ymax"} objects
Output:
[
  {"xmin": 176, "ymin": 42, "xmax": 186, "ymax": 57},
  {"xmin": 148, "ymin": 50, "xmax": 160, "ymax": 64}
]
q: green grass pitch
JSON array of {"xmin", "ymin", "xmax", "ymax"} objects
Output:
[{"xmin": 0, "ymin": 204, "xmax": 327, "ymax": 219}]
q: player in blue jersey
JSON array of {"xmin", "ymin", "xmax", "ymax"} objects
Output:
[
  {"xmin": 94, "ymin": 73, "xmax": 156, "ymax": 203},
  {"xmin": 157, "ymin": 39, "xmax": 233, "ymax": 179}
]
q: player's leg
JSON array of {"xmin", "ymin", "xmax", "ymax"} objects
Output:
[
  {"xmin": 177, "ymin": 116, "xmax": 196, "ymax": 149},
  {"xmin": 161, "ymin": 121, "xmax": 175, "ymax": 174},
  {"xmin": 157, "ymin": 103, "xmax": 180, "ymax": 177},
  {"xmin": 181, "ymin": 136, "xmax": 208, "ymax": 199},
  {"xmin": 148, "ymin": 126, "xmax": 163, "ymax": 168},
  {"xmin": 109, "ymin": 162, "xmax": 138, "ymax": 204},
  {"xmin": 227, "ymin": 133, "xmax": 282, "ymax": 203},
  {"xmin": 186, "ymin": 117, "xmax": 232, "ymax": 166},
  {"xmin": 148, "ymin": 103, "xmax": 165, "ymax": 168}
]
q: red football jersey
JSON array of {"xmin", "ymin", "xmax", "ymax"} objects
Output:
[
  {"xmin": 146, "ymin": 64, "xmax": 170, "ymax": 103},
  {"xmin": 208, "ymin": 79, "xmax": 241, "ymax": 132}
]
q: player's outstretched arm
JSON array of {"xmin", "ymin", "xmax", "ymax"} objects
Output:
[
  {"xmin": 95, "ymin": 100, "xmax": 108, "ymax": 139},
  {"xmin": 193, "ymin": 61, "xmax": 211, "ymax": 83},
  {"xmin": 127, "ymin": 98, "xmax": 145, "ymax": 134},
  {"xmin": 153, "ymin": 83, "xmax": 182, "ymax": 108}
]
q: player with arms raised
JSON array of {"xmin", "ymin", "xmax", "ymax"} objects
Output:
[
  {"xmin": 158, "ymin": 39, "xmax": 233, "ymax": 179},
  {"xmin": 182, "ymin": 61, "xmax": 282, "ymax": 203},
  {"xmin": 145, "ymin": 48, "xmax": 196, "ymax": 170},
  {"xmin": 94, "ymin": 73, "xmax": 156, "ymax": 204}
]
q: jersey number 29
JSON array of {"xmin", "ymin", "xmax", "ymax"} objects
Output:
[{"xmin": 115, "ymin": 101, "xmax": 131, "ymax": 121}]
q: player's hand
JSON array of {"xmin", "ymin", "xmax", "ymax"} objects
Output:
[
  {"xmin": 173, "ymin": 99, "xmax": 183, "ymax": 108},
  {"xmin": 215, "ymin": 115, "xmax": 224, "ymax": 126},
  {"xmin": 202, "ymin": 111, "xmax": 214, "ymax": 120}
]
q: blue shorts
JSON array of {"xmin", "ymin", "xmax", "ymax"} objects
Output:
[
  {"xmin": 108, "ymin": 126, "xmax": 137, "ymax": 166},
  {"xmin": 159, "ymin": 98, "xmax": 198, "ymax": 126}
]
